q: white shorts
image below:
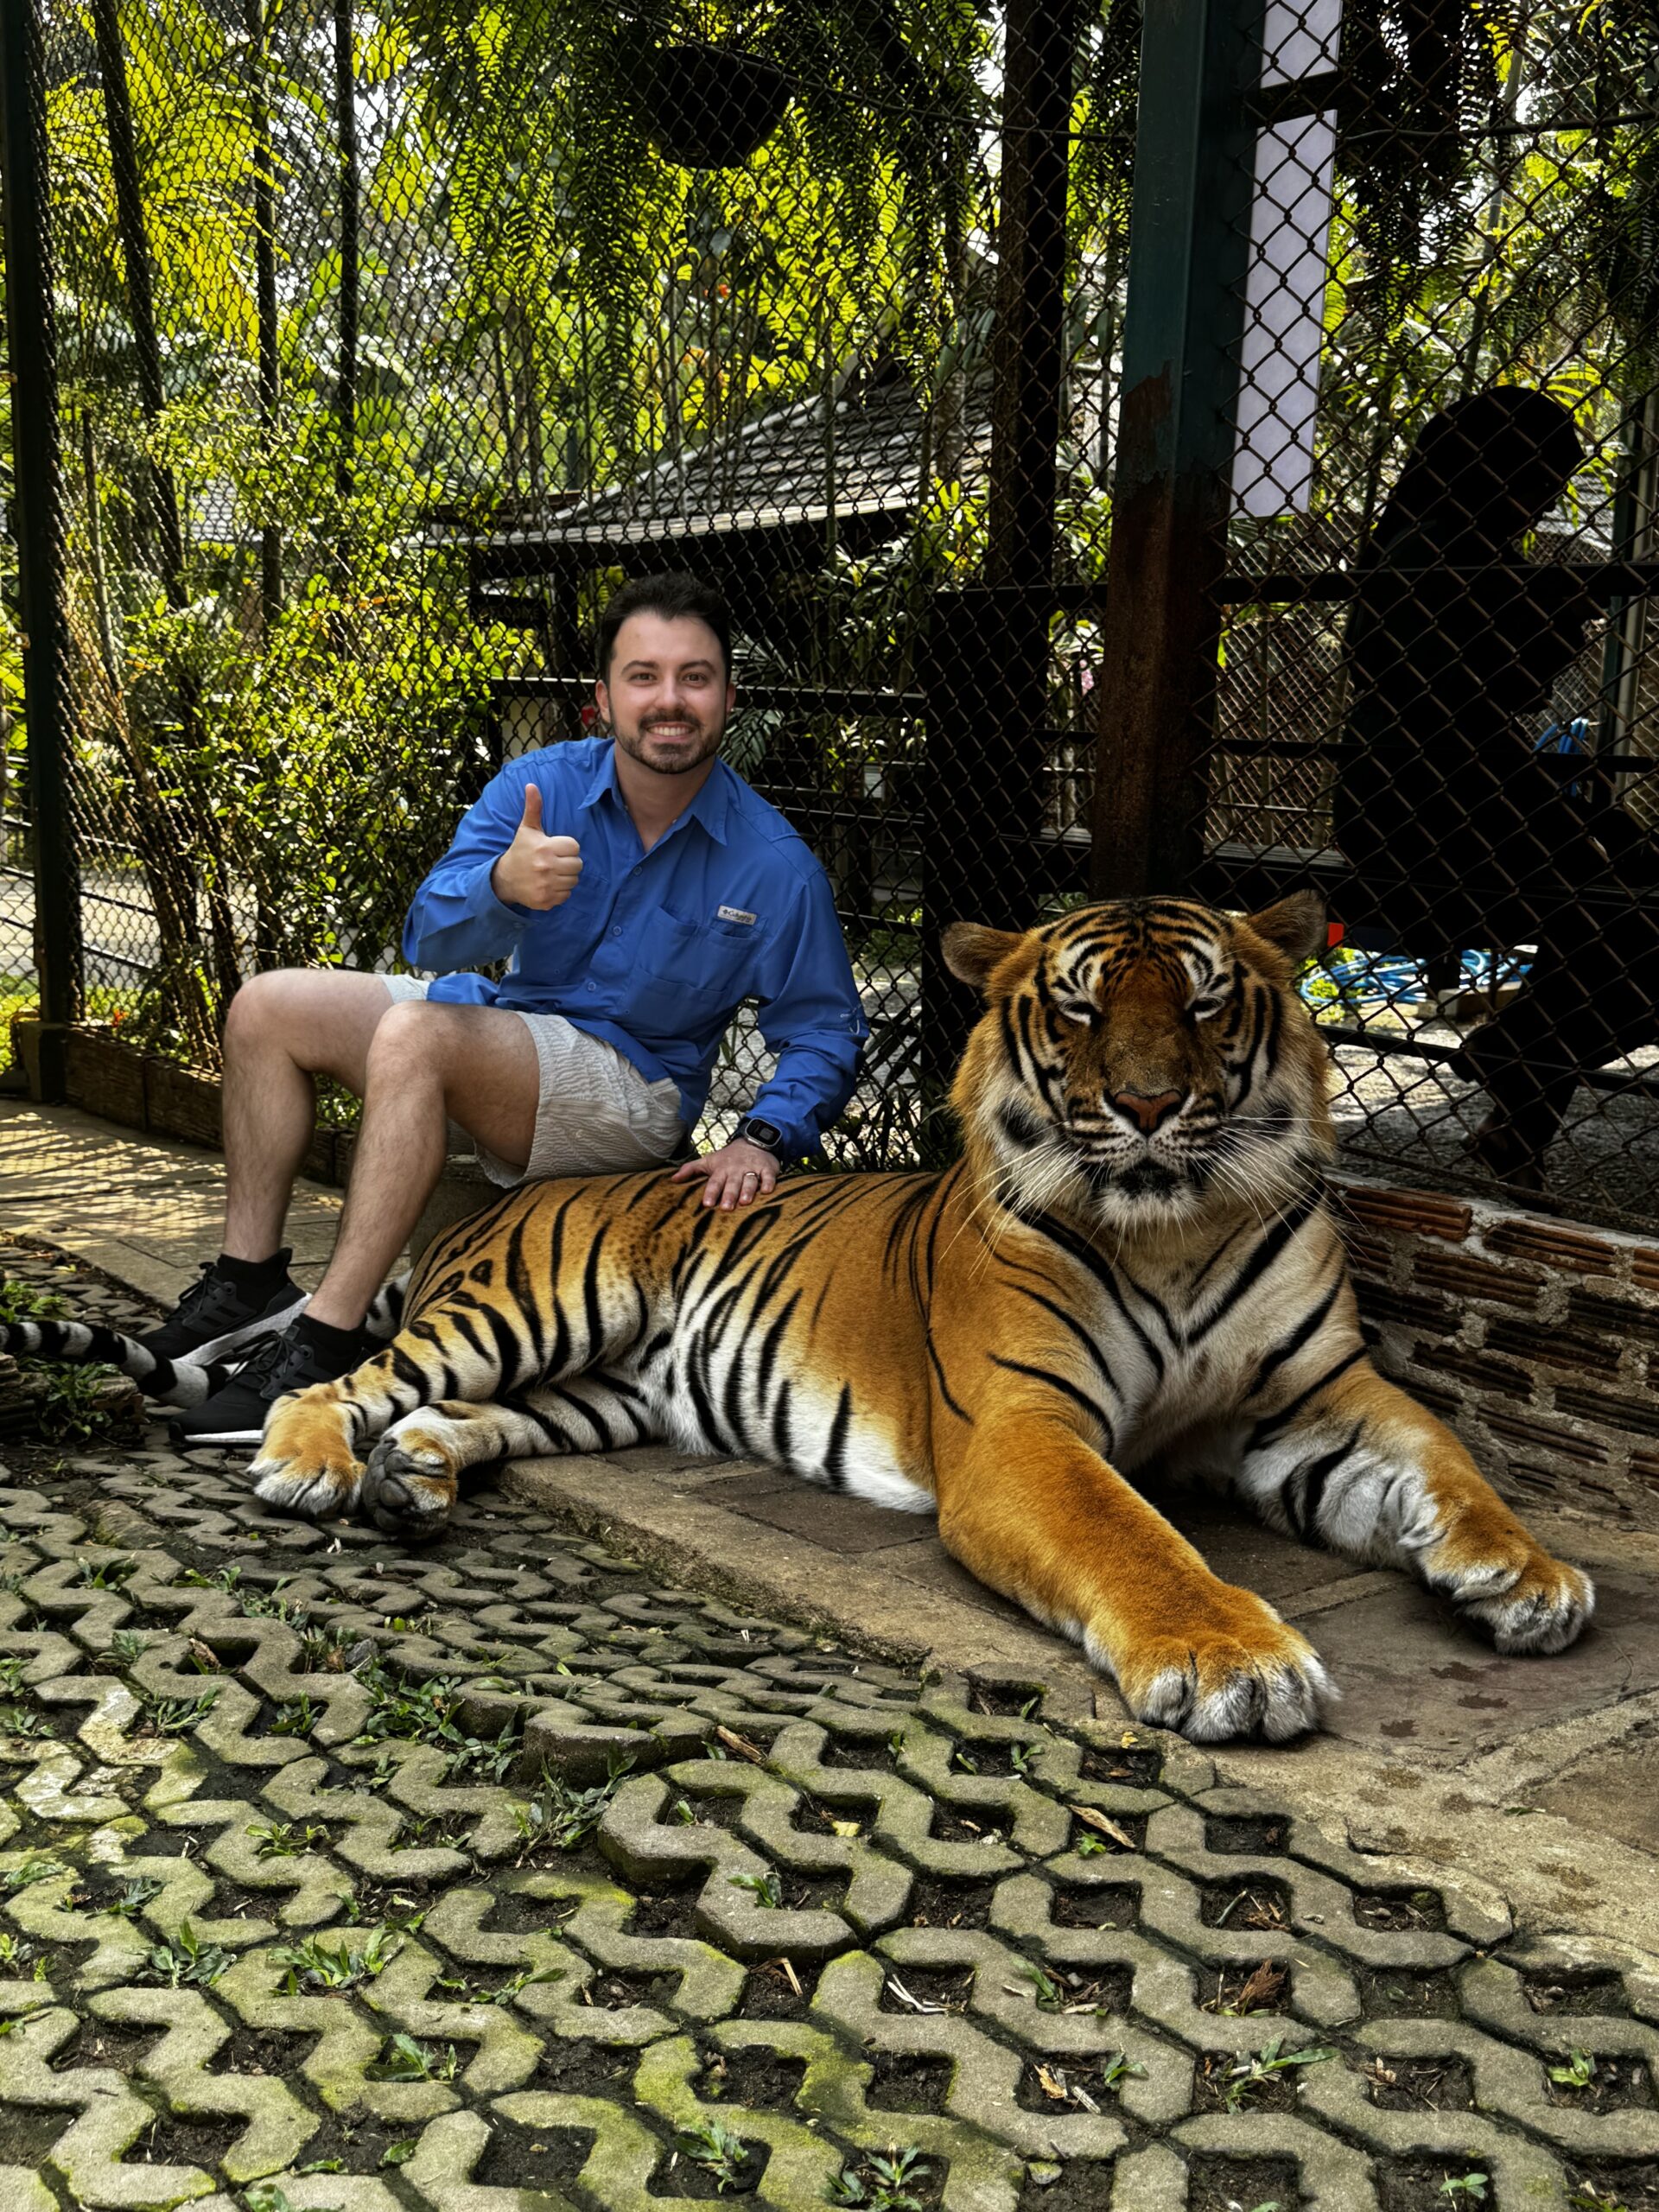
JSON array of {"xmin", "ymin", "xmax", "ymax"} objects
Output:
[{"xmin": 382, "ymin": 976, "xmax": 684, "ymax": 1186}]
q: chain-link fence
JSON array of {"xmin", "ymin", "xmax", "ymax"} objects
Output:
[
  {"xmin": 0, "ymin": 0, "xmax": 1137, "ymax": 1168},
  {"xmin": 1187, "ymin": 0, "xmax": 1659, "ymax": 1226},
  {"xmin": 4, "ymin": 0, "xmax": 1659, "ymax": 1224}
]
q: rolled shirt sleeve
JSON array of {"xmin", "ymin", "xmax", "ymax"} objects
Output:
[{"xmin": 746, "ymin": 868, "xmax": 869, "ymax": 1160}]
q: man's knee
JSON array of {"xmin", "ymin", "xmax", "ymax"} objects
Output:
[
  {"xmin": 365, "ymin": 996, "xmax": 451, "ymax": 1081},
  {"xmin": 226, "ymin": 967, "xmax": 319, "ymax": 1044},
  {"xmin": 226, "ymin": 966, "xmax": 397, "ymax": 1078}
]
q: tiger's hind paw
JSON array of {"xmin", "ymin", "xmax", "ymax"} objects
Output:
[
  {"xmin": 1436, "ymin": 1548, "xmax": 1595, "ymax": 1656},
  {"xmin": 360, "ymin": 1439, "xmax": 458, "ymax": 1541}
]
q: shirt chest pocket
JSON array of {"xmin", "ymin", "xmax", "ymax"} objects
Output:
[{"xmin": 630, "ymin": 906, "xmax": 766, "ymax": 1027}]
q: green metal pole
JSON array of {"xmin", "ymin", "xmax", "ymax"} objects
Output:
[
  {"xmin": 0, "ymin": 0, "xmax": 81, "ymax": 1093},
  {"xmin": 1090, "ymin": 0, "xmax": 1262, "ymax": 901}
]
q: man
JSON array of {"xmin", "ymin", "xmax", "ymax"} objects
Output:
[{"xmin": 149, "ymin": 571, "xmax": 868, "ymax": 1446}]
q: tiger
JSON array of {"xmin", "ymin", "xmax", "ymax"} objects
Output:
[{"xmin": 2, "ymin": 892, "xmax": 1592, "ymax": 1744}]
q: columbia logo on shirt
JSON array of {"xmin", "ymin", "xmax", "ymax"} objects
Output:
[{"xmin": 717, "ymin": 905, "xmax": 758, "ymax": 925}]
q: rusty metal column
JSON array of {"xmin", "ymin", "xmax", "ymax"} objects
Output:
[
  {"xmin": 923, "ymin": 0, "xmax": 1077, "ymax": 1096},
  {"xmin": 1090, "ymin": 0, "xmax": 1262, "ymax": 901}
]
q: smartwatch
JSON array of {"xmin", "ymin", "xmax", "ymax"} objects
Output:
[{"xmin": 736, "ymin": 1116, "xmax": 783, "ymax": 1155}]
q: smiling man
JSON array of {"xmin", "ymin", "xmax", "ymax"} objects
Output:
[{"xmin": 152, "ymin": 571, "xmax": 868, "ymax": 1446}]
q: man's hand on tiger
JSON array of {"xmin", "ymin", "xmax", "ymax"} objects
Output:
[
  {"xmin": 671, "ymin": 1139, "xmax": 780, "ymax": 1210},
  {"xmin": 491, "ymin": 784, "xmax": 582, "ymax": 910}
]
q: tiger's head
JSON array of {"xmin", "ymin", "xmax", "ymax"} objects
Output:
[{"xmin": 943, "ymin": 893, "xmax": 1334, "ymax": 1237}]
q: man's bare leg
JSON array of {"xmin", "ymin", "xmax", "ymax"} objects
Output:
[
  {"xmin": 302, "ymin": 1001, "xmax": 541, "ymax": 1332},
  {"xmin": 220, "ymin": 970, "xmax": 404, "ymax": 1262}
]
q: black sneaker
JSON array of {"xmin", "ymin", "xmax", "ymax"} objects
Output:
[
  {"xmin": 139, "ymin": 1254, "xmax": 308, "ymax": 1363},
  {"xmin": 171, "ymin": 1319, "xmax": 376, "ymax": 1448}
]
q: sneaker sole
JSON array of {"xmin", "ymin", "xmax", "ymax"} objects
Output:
[
  {"xmin": 183, "ymin": 1293, "xmax": 309, "ymax": 1367},
  {"xmin": 170, "ymin": 1424, "xmax": 264, "ymax": 1448}
]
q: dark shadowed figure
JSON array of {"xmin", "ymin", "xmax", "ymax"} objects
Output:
[{"xmin": 1336, "ymin": 387, "xmax": 1659, "ymax": 1186}]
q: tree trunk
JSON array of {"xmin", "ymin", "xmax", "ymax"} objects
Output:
[
  {"xmin": 88, "ymin": 0, "xmax": 184, "ymax": 601},
  {"xmin": 247, "ymin": 0, "xmax": 283, "ymax": 631},
  {"xmin": 89, "ymin": 0, "xmax": 241, "ymax": 1039},
  {"xmin": 334, "ymin": 0, "xmax": 359, "ymax": 507}
]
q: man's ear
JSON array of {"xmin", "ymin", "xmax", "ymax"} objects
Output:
[
  {"xmin": 942, "ymin": 922, "xmax": 1039, "ymax": 994},
  {"xmin": 1242, "ymin": 891, "xmax": 1327, "ymax": 967}
]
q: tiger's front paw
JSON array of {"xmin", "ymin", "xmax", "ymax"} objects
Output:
[
  {"xmin": 360, "ymin": 1435, "xmax": 459, "ymax": 1541},
  {"xmin": 249, "ymin": 1394, "xmax": 365, "ymax": 1522},
  {"xmin": 1429, "ymin": 1539, "xmax": 1594, "ymax": 1656},
  {"xmin": 1092, "ymin": 1584, "xmax": 1333, "ymax": 1744}
]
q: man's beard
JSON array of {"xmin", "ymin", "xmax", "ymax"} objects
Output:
[{"xmin": 613, "ymin": 714, "xmax": 725, "ymax": 776}]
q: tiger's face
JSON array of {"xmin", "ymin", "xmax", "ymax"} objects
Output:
[{"xmin": 944, "ymin": 893, "xmax": 1335, "ymax": 1235}]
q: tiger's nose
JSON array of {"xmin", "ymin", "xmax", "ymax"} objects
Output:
[{"xmin": 1109, "ymin": 1087, "xmax": 1185, "ymax": 1135}]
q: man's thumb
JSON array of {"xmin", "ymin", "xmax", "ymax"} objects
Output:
[{"xmin": 519, "ymin": 782, "xmax": 543, "ymax": 834}]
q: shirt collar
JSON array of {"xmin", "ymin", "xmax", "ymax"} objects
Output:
[{"xmin": 578, "ymin": 742, "xmax": 730, "ymax": 847}]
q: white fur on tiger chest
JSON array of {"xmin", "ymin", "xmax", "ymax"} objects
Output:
[{"xmin": 1072, "ymin": 1261, "xmax": 1315, "ymax": 1471}]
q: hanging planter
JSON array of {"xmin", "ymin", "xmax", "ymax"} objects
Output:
[{"xmin": 632, "ymin": 39, "xmax": 793, "ymax": 168}]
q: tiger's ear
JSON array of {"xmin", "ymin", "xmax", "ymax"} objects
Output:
[
  {"xmin": 942, "ymin": 922, "xmax": 1039, "ymax": 994},
  {"xmin": 1242, "ymin": 891, "xmax": 1326, "ymax": 967}
]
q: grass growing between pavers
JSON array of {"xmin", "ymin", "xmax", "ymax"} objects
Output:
[{"xmin": 0, "ymin": 1233, "xmax": 1656, "ymax": 2211}]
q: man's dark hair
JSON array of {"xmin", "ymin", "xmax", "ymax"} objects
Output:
[{"xmin": 597, "ymin": 571, "xmax": 733, "ymax": 681}]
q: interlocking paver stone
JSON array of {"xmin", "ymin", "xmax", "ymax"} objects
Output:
[{"xmin": 1, "ymin": 1233, "xmax": 1657, "ymax": 2211}]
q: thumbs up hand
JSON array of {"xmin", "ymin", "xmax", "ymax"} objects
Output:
[{"xmin": 491, "ymin": 782, "xmax": 583, "ymax": 911}]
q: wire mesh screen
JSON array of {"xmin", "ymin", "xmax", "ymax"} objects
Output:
[
  {"xmin": 1198, "ymin": 0, "xmax": 1659, "ymax": 1229},
  {"xmin": 4, "ymin": 0, "xmax": 1138, "ymax": 1171}
]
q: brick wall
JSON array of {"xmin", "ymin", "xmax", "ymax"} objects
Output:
[{"xmin": 1332, "ymin": 1173, "xmax": 1659, "ymax": 1530}]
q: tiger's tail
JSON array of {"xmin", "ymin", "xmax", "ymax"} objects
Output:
[
  {"xmin": 363, "ymin": 1276, "xmax": 408, "ymax": 1339},
  {"xmin": 0, "ymin": 1320, "xmax": 235, "ymax": 1407},
  {"xmin": 0, "ymin": 1272, "xmax": 408, "ymax": 1412}
]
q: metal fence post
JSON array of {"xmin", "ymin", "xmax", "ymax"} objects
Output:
[
  {"xmin": 0, "ymin": 0, "xmax": 80, "ymax": 1094},
  {"xmin": 1090, "ymin": 0, "xmax": 1262, "ymax": 902}
]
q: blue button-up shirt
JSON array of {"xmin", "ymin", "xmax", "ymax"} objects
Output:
[{"xmin": 402, "ymin": 739, "xmax": 868, "ymax": 1160}]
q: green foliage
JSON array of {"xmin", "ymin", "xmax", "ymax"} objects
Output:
[
  {"xmin": 0, "ymin": 1858, "xmax": 68, "ymax": 1894},
  {"xmin": 247, "ymin": 1820, "xmax": 328, "ymax": 1859},
  {"xmin": 134, "ymin": 1686, "xmax": 219, "ymax": 1735},
  {"xmin": 510, "ymin": 1754, "xmax": 634, "ymax": 1859},
  {"xmin": 678, "ymin": 2115, "xmax": 752, "ymax": 2194},
  {"xmin": 1219, "ymin": 2038, "xmax": 1339, "ymax": 2111},
  {"xmin": 105, "ymin": 1877, "xmax": 164, "ymax": 1920},
  {"xmin": 370, "ymin": 2030, "xmax": 460, "ymax": 2082},
  {"xmin": 0, "ymin": 1280, "xmax": 67, "ymax": 1324},
  {"xmin": 828, "ymin": 2145, "xmax": 931, "ymax": 2212},
  {"xmin": 352, "ymin": 1658, "xmax": 522, "ymax": 1783},
  {"xmin": 143, "ymin": 1921, "xmax": 233, "ymax": 1988},
  {"xmin": 728, "ymin": 1866, "xmax": 784, "ymax": 1909},
  {"xmin": 270, "ymin": 1924, "xmax": 400, "ymax": 1993}
]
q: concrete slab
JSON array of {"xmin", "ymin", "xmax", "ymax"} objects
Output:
[
  {"xmin": 1529, "ymin": 1718, "xmax": 1659, "ymax": 1853},
  {"xmin": 1297, "ymin": 1567, "xmax": 1659, "ymax": 1761},
  {"xmin": 1, "ymin": 1097, "xmax": 351, "ymax": 1300},
  {"xmin": 720, "ymin": 1482, "xmax": 938, "ymax": 1554}
]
